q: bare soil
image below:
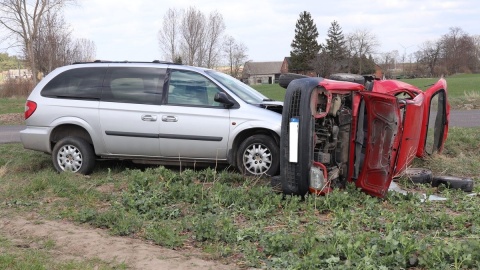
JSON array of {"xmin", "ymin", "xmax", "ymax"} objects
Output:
[
  {"xmin": 0, "ymin": 213, "xmax": 239, "ymax": 270},
  {"xmin": 0, "ymin": 113, "xmax": 24, "ymax": 125}
]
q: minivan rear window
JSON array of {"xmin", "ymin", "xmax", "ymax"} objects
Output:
[{"xmin": 41, "ymin": 67, "xmax": 106, "ymax": 100}]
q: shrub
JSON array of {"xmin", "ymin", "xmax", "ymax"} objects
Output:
[{"xmin": 0, "ymin": 78, "xmax": 34, "ymax": 97}]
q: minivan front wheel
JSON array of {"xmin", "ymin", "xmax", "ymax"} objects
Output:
[
  {"xmin": 236, "ymin": 135, "xmax": 279, "ymax": 176},
  {"xmin": 52, "ymin": 137, "xmax": 95, "ymax": 175}
]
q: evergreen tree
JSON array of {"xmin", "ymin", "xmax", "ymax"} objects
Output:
[
  {"xmin": 290, "ymin": 11, "xmax": 320, "ymax": 73},
  {"xmin": 325, "ymin": 20, "xmax": 348, "ymax": 72},
  {"xmin": 350, "ymin": 54, "xmax": 376, "ymax": 74},
  {"xmin": 174, "ymin": 55, "xmax": 183, "ymax": 64}
]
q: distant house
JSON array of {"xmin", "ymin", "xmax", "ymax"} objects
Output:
[
  {"xmin": 2, "ymin": 69, "xmax": 32, "ymax": 80},
  {"xmin": 242, "ymin": 61, "xmax": 283, "ymax": 85},
  {"xmin": 242, "ymin": 57, "xmax": 384, "ymax": 85}
]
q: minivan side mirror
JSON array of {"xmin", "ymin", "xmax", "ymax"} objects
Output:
[{"xmin": 214, "ymin": 92, "xmax": 235, "ymax": 108}]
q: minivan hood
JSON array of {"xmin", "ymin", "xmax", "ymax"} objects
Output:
[{"xmin": 256, "ymin": 101, "xmax": 283, "ymax": 114}]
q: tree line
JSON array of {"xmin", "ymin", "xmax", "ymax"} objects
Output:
[
  {"xmin": 157, "ymin": 7, "xmax": 248, "ymax": 78},
  {"xmin": 290, "ymin": 11, "xmax": 480, "ymax": 78},
  {"xmin": 289, "ymin": 11, "xmax": 379, "ymax": 78},
  {"xmin": 380, "ymin": 27, "xmax": 480, "ymax": 78},
  {"xmin": 0, "ymin": 0, "xmax": 95, "ymax": 84},
  {"xmin": 2, "ymin": 3, "xmax": 477, "ymax": 87},
  {"xmin": 0, "ymin": 3, "xmax": 248, "ymax": 82}
]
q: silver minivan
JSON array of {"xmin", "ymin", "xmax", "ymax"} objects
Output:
[{"xmin": 20, "ymin": 61, "xmax": 282, "ymax": 176}]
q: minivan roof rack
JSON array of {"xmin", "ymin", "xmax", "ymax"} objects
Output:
[{"xmin": 72, "ymin": 60, "xmax": 177, "ymax": 65}]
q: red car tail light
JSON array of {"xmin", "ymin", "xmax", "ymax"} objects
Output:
[{"xmin": 25, "ymin": 100, "xmax": 37, "ymax": 119}]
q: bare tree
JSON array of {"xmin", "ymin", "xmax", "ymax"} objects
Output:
[
  {"xmin": 158, "ymin": 7, "xmax": 227, "ymax": 67},
  {"xmin": 376, "ymin": 50, "xmax": 398, "ymax": 78},
  {"xmin": 157, "ymin": 8, "xmax": 180, "ymax": 62},
  {"xmin": 180, "ymin": 7, "xmax": 206, "ymax": 66},
  {"xmin": 416, "ymin": 40, "xmax": 442, "ymax": 77},
  {"xmin": 347, "ymin": 29, "xmax": 379, "ymax": 74},
  {"xmin": 203, "ymin": 11, "xmax": 225, "ymax": 68},
  {"xmin": 70, "ymin": 38, "xmax": 95, "ymax": 62},
  {"xmin": 0, "ymin": 0, "xmax": 75, "ymax": 83},
  {"xmin": 440, "ymin": 27, "xmax": 476, "ymax": 74},
  {"xmin": 33, "ymin": 10, "xmax": 95, "ymax": 75},
  {"xmin": 223, "ymin": 35, "xmax": 247, "ymax": 78},
  {"xmin": 33, "ymin": 10, "xmax": 70, "ymax": 74},
  {"xmin": 473, "ymin": 35, "xmax": 480, "ymax": 73},
  {"xmin": 311, "ymin": 47, "xmax": 332, "ymax": 77}
]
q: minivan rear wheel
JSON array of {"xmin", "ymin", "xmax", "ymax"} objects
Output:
[
  {"xmin": 236, "ymin": 135, "xmax": 279, "ymax": 176},
  {"xmin": 52, "ymin": 137, "xmax": 95, "ymax": 175}
]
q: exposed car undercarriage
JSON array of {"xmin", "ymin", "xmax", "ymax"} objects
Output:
[{"xmin": 312, "ymin": 91, "xmax": 354, "ymax": 189}]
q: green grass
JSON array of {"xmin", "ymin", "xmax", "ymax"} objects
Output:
[
  {"xmin": 252, "ymin": 84, "xmax": 286, "ymax": 101},
  {"xmin": 401, "ymin": 74, "xmax": 480, "ymax": 97},
  {"xmin": 0, "ymin": 127, "xmax": 479, "ymax": 269},
  {"xmin": 0, "ymin": 97, "xmax": 24, "ymax": 114}
]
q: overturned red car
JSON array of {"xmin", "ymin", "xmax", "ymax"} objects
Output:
[{"xmin": 279, "ymin": 74, "xmax": 449, "ymax": 198}]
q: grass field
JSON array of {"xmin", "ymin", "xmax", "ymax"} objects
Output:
[
  {"xmin": 0, "ymin": 97, "xmax": 24, "ymax": 114},
  {"xmin": 401, "ymin": 74, "xmax": 480, "ymax": 96},
  {"xmin": 0, "ymin": 75, "xmax": 480, "ymax": 268},
  {"xmin": 0, "ymin": 125, "xmax": 479, "ymax": 269}
]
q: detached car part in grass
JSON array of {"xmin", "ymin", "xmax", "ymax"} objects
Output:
[{"xmin": 280, "ymin": 74, "xmax": 449, "ymax": 198}]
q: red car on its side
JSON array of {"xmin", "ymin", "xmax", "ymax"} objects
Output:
[{"xmin": 280, "ymin": 74, "xmax": 449, "ymax": 198}]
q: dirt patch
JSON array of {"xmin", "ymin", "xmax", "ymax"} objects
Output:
[
  {"xmin": 0, "ymin": 215, "xmax": 239, "ymax": 270},
  {"xmin": 0, "ymin": 113, "xmax": 24, "ymax": 125}
]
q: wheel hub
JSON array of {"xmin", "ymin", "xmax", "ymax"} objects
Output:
[
  {"xmin": 57, "ymin": 145, "xmax": 83, "ymax": 172},
  {"xmin": 243, "ymin": 143, "xmax": 272, "ymax": 175}
]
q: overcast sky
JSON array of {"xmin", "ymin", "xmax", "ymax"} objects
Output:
[{"xmin": 61, "ymin": 0, "xmax": 479, "ymax": 63}]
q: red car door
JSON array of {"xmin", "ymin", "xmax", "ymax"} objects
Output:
[
  {"xmin": 393, "ymin": 93, "xmax": 425, "ymax": 177},
  {"xmin": 416, "ymin": 78, "xmax": 449, "ymax": 157},
  {"xmin": 354, "ymin": 92, "xmax": 402, "ymax": 197}
]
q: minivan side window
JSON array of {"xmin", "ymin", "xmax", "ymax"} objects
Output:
[
  {"xmin": 167, "ymin": 70, "xmax": 222, "ymax": 107},
  {"xmin": 102, "ymin": 67, "xmax": 166, "ymax": 105},
  {"xmin": 41, "ymin": 67, "xmax": 105, "ymax": 99}
]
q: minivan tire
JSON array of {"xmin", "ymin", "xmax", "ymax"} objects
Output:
[
  {"xmin": 52, "ymin": 137, "xmax": 95, "ymax": 175},
  {"xmin": 236, "ymin": 134, "xmax": 279, "ymax": 176}
]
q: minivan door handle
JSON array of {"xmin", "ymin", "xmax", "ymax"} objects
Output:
[
  {"xmin": 141, "ymin": 115, "xmax": 157, "ymax": 122},
  {"xmin": 162, "ymin": 115, "xmax": 178, "ymax": 122}
]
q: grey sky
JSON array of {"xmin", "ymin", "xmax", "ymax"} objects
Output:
[{"xmin": 61, "ymin": 0, "xmax": 479, "ymax": 63}]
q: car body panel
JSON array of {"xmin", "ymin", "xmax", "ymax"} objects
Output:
[
  {"xmin": 416, "ymin": 79, "xmax": 449, "ymax": 157},
  {"xmin": 21, "ymin": 62, "xmax": 282, "ymax": 175},
  {"xmin": 99, "ymin": 102, "xmax": 161, "ymax": 156},
  {"xmin": 394, "ymin": 93, "xmax": 424, "ymax": 177},
  {"xmin": 158, "ymin": 105, "xmax": 231, "ymax": 159},
  {"xmin": 354, "ymin": 92, "xmax": 401, "ymax": 197},
  {"xmin": 371, "ymin": 79, "xmax": 423, "ymax": 96},
  {"xmin": 279, "ymin": 75, "xmax": 449, "ymax": 198}
]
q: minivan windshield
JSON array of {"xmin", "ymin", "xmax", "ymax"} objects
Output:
[{"xmin": 206, "ymin": 70, "xmax": 272, "ymax": 104}]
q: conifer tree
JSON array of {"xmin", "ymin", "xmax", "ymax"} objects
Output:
[
  {"xmin": 325, "ymin": 20, "xmax": 347, "ymax": 66},
  {"xmin": 290, "ymin": 11, "xmax": 320, "ymax": 73}
]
